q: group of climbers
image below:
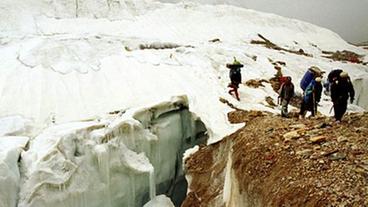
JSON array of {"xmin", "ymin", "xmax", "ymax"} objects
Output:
[
  {"xmin": 297, "ymin": 66, "xmax": 355, "ymax": 122},
  {"xmin": 225, "ymin": 58, "xmax": 355, "ymax": 123}
]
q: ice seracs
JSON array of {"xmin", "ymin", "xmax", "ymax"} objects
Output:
[
  {"xmin": 18, "ymin": 96, "xmax": 207, "ymax": 207},
  {"xmin": 0, "ymin": 136, "xmax": 29, "ymax": 207}
]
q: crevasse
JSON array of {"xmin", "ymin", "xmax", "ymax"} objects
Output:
[{"xmin": 17, "ymin": 96, "xmax": 207, "ymax": 207}]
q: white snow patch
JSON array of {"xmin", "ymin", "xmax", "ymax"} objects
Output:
[
  {"xmin": 143, "ymin": 194, "xmax": 175, "ymax": 207},
  {"xmin": 0, "ymin": 116, "xmax": 33, "ymax": 136}
]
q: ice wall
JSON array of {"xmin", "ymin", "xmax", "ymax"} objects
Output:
[
  {"xmin": 0, "ymin": 136, "xmax": 29, "ymax": 207},
  {"xmin": 18, "ymin": 96, "xmax": 207, "ymax": 207},
  {"xmin": 353, "ymin": 76, "xmax": 368, "ymax": 110}
]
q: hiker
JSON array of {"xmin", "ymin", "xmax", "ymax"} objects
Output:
[
  {"xmin": 330, "ymin": 72, "xmax": 355, "ymax": 123},
  {"xmin": 299, "ymin": 77, "xmax": 323, "ymax": 119},
  {"xmin": 227, "ymin": 58, "xmax": 243, "ymax": 101},
  {"xmin": 300, "ymin": 66, "xmax": 322, "ymax": 92},
  {"xmin": 278, "ymin": 76, "xmax": 294, "ymax": 117}
]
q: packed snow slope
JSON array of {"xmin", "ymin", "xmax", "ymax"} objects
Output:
[{"xmin": 1, "ymin": 0, "xmax": 368, "ymax": 144}]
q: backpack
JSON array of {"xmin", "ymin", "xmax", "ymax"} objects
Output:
[
  {"xmin": 279, "ymin": 82, "xmax": 294, "ymax": 101},
  {"xmin": 300, "ymin": 70, "xmax": 315, "ymax": 91},
  {"xmin": 279, "ymin": 76, "xmax": 288, "ymax": 86},
  {"xmin": 300, "ymin": 67, "xmax": 322, "ymax": 91},
  {"xmin": 230, "ymin": 68, "xmax": 241, "ymax": 84},
  {"xmin": 328, "ymin": 69, "xmax": 343, "ymax": 83}
]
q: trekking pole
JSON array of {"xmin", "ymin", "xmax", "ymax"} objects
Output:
[{"xmin": 312, "ymin": 91, "xmax": 316, "ymax": 116}]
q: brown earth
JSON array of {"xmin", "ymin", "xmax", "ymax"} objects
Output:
[
  {"xmin": 182, "ymin": 111, "xmax": 368, "ymax": 207},
  {"xmin": 251, "ymin": 34, "xmax": 312, "ymax": 57},
  {"xmin": 245, "ymin": 79, "xmax": 269, "ymax": 88},
  {"xmin": 322, "ymin": 50, "xmax": 364, "ymax": 64}
]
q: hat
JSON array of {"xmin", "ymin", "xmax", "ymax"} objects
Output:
[
  {"xmin": 340, "ymin": 72, "xmax": 349, "ymax": 78},
  {"xmin": 309, "ymin": 66, "xmax": 322, "ymax": 74},
  {"xmin": 315, "ymin": 77, "xmax": 322, "ymax": 82},
  {"xmin": 232, "ymin": 57, "xmax": 243, "ymax": 66}
]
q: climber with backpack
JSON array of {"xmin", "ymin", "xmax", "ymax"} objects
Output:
[
  {"xmin": 299, "ymin": 77, "xmax": 323, "ymax": 119},
  {"xmin": 330, "ymin": 72, "xmax": 355, "ymax": 123},
  {"xmin": 278, "ymin": 76, "xmax": 294, "ymax": 117},
  {"xmin": 227, "ymin": 57, "xmax": 243, "ymax": 101},
  {"xmin": 300, "ymin": 66, "xmax": 323, "ymax": 92}
]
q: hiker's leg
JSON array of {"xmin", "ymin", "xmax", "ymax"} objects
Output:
[
  {"xmin": 311, "ymin": 102, "xmax": 316, "ymax": 117},
  {"xmin": 339, "ymin": 100, "xmax": 348, "ymax": 120},
  {"xmin": 234, "ymin": 88, "xmax": 240, "ymax": 101},
  {"xmin": 299, "ymin": 101, "xmax": 306, "ymax": 116},
  {"xmin": 335, "ymin": 103, "xmax": 344, "ymax": 121},
  {"xmin": 228, "ymin": 83, "xmax": 235, "ymax": 95},
  {"xmin": 281, "ymin": 100, "xmax": 288, "ymax": 117}
]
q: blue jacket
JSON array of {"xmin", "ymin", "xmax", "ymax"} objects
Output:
[{"xmin": 304, "ymin": 80, "xmax": 322, "ymax": 103}]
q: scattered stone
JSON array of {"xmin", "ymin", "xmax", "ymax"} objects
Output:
[
  {"xmin": 329, "ymin": 152, "xmax": 347, "ymax": 161},
  {"xmin": 209, "ymin": 38, "xmax": 221, "ymax": 43},
  {"xmin": 265, "ymin": 96, "xmax": 277, "ymax": 107},
  {"xmin": 354, "ymin": 127, "xmax": 368, "ymax": 133},
  {"xmin": 296, "ymin": 149, "xmax": 313, "ymax": 157},
  {"xmin": 310, "ymin": 136, "xmax": 327, "ymax": 144},
  {"xmin": 290, "ymin": 124, "xmax": 306, "ymax": 129},
  {"xmin": 337, "ymin": 136, "xmax": 348, "ymax": 143},
  {"xmin": 283, "ymin": 130, "xmax": 301, "ymax": 141},
  {"xmin": 306, "ymin": 129, "xmax": 322, "ymax": 136},
  {"xmin": 314, "ymin": 122, "xmax": 332, "ymax": 129},
  {"xmin": 245, "ymin": 79, "xmax": 269, "ymax": 88}
]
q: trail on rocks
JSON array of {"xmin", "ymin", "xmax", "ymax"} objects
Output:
[{"xmin": 183, "ymin": 111, "xmax": 368, "ymax": 207}]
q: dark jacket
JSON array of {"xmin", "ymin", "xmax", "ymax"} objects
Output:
[
  {"xmin": 279, "ymin": 82, "xmax": 295, "ymax": 101},
  {"xmin": 331, "ymin": 78, "xmax": 355, "ymax": 103},
  {"xmin": 229, "ymin": 67, "xmax": 242, "ymax": 85}
]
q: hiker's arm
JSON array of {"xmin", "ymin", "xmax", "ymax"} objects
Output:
[
  {"xmin": 330, "ymin": 83, "xmax": 338, "ymax": 102},
  {"xmin": 315, "ymin": 85, "xmax": 322, "ymax": 103}
]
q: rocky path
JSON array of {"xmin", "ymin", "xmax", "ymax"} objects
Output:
[{"xmin": 183, "ymin": 111, "xmax": 368, "ymax": 206}]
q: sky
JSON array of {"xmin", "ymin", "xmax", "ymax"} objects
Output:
[{"xmin": 161, "ymin": 0, "xmax": 368, "ymax": 44}]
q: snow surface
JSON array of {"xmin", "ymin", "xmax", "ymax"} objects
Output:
[
  {"xmin": 1, "ymin": 0, "xmax": 367, "ymax": 144},
  {"xmin": 0, "ymin": 116, "xmax": 33, "ymax": 137}
]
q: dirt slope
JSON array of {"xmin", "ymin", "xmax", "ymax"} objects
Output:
[{"xmin": 183, "ymin": 111, "xmax": 368, "ymax": 207}]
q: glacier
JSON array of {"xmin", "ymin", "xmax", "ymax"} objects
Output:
[
  {"xmin": 14, "ymin": 96, "xmax": 207, "ymax": 207},
  {"xmin": 0, "ymin": 136, "xmax": 29, "ymax": 207},
  {"xmin": 1, "ymin": 0, "xmax": 367, "ymax": 145}
]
